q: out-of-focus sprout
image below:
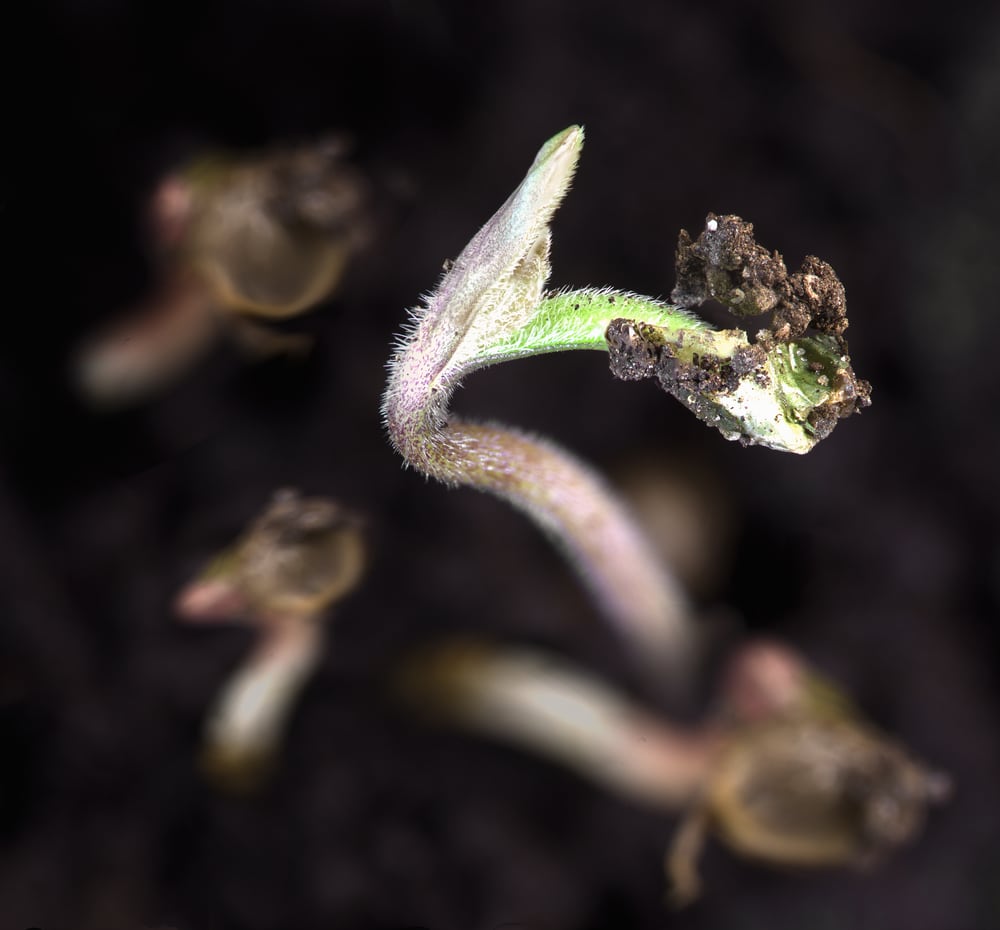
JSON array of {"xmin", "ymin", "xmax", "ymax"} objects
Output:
[
  {"xmin": 383, "ymin": 126, "xmax": 868, "ymax": 681},
  {"xmin": 399, "ymin": 639, "xmax": 949, "ymax": 905},
  {"xmin": 668, "ymin": 712, "xmax": 951, "ymax": 906},
  {"xmin": 77, "ymin": 137, "xmax": 368, "ymax": 406},
  {"xmin": 400, "ymin": 639, "xmax": 719, "ymax": 808},
  {"xmin": 176, "ymin": 489, "xmax": 365, "ymax": 791}
]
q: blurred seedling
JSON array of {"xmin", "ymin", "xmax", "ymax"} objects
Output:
[
  {"xmin": 175, "ymin": 489, "xmax": 365, "ymax": 791},
  {"xmin": 77, "ymin": 136, "xmax": 369, "ymax": 406},
  {"xmin": 383, "ymin": 126, "xmax": 869, "ymax": 678},
  {"xmin": 400, "ymin": 638, "xmax": 949, "ymax": 905}
]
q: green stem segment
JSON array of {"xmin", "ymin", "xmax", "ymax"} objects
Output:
[
  {"xmin": 475, "ymin": 287, "xmax": 708, "ymax": 365},
  {"xmin": 482, "ymin": 286, "xmax": 864, "ymax": 455}
]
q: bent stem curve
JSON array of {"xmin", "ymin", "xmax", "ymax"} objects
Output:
[{"xmin": 383, "ymin": 127, "xmax": 695, "ymax": 672}]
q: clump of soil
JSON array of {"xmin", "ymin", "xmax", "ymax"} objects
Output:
[
  {"xmin": 606, "ymin": 215, "xmax": 871, "ymax": 448},
  {"xmin": 671, "ymin": 213, "xmax": 851, "ymax": 346},
  {"xmin": 605, "ymin": 319, "xmax": 747, "ymax": 440}
]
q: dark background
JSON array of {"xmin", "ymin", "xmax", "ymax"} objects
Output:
[{"xmin": 3, "ymin": 1, "xmax": 1000, "ymax": 927}]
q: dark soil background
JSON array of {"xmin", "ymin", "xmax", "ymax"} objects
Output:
[{"xmin": 4, "ymin": 1, "xmax": 1000, "ymax": 928}]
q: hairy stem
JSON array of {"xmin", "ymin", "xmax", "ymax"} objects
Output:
[
  {"xmin": 384, "ymin": 127, "xmax": 695, "ymax": 670},
  {"xmin": 475, "ymin": 287, "xmax": 708, "ymax": 365},
  {"xmin": 385, "ymin": 378, "xmax": 694, "ymax": 670},
  {"xmin": 408, "ymin": 418, "xmax": 692, "ymax": 663}
]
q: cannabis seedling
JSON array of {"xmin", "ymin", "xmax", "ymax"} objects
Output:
[
  {"xmin": 383, "ymin": 126, "xmax": 868, "ymax": 669},
  {"xmin": 401, "ymin": 638, "xmax": 948, "ymax": 904},
  {"xmin": 78, "ymin": 137, "xmax": 368, "ymax": 405},
  {"xmin": 176, "ymin": 489, "xmax": 365, "ymax": 790}
]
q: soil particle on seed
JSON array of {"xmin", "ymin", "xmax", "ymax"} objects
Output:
[
  {"xmin": 671, "ymin": 214, "xmax": 850, "ymax": 347},
  {"xmin": 606, "ymin": 215, "xmax": 872, "ymax": 446},
  {"xmin": 605, "ymin": 319, "xmax": 667, "ymax": 381},
  {"xmin": 606, "ymin": 318, "xmax": 749, "ymax": 436}
]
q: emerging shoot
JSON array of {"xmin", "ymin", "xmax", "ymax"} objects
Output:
[
  {"xmin": 383, "ymin": 126, "xmax": 869, "ymax": 672},
  {"xmin": 399, "ymin": 638, "xmax": 948, "ymax": 905},
  {"xmin": 383, "ymin": 127, "xmax": 691, "ymax": 672},
  {"xmin": 77, "ymin": 137, "xmax": 369, "ymax": 406},
  {"xmin": 176, "ymin": 488, "xmax": 365, "ymax": 791}
]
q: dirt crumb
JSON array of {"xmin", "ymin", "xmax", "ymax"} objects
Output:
[
  {"xmin": 671, "ymin": 214, "xmax": 850, "ymax": 346},
  {"xmin": 606, "ymin": 318, "xmax": 748, "ymax": 438},
  {"xmin": 606, "ymin": 215, "xmax": 871, "ymax": 449},
  {"xmin": 606, "ymin": 319, "xmax": 667, "ymax": 381}
]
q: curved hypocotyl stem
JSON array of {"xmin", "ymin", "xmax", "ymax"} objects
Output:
[{"xmin": 384, "ymin": 127, "xmax": 693, "ymax": 671}]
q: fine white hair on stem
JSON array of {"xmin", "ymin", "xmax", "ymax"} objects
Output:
[{"xmin": 383, "ymin": 126, "xmax": 696, "ymax": 678}]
